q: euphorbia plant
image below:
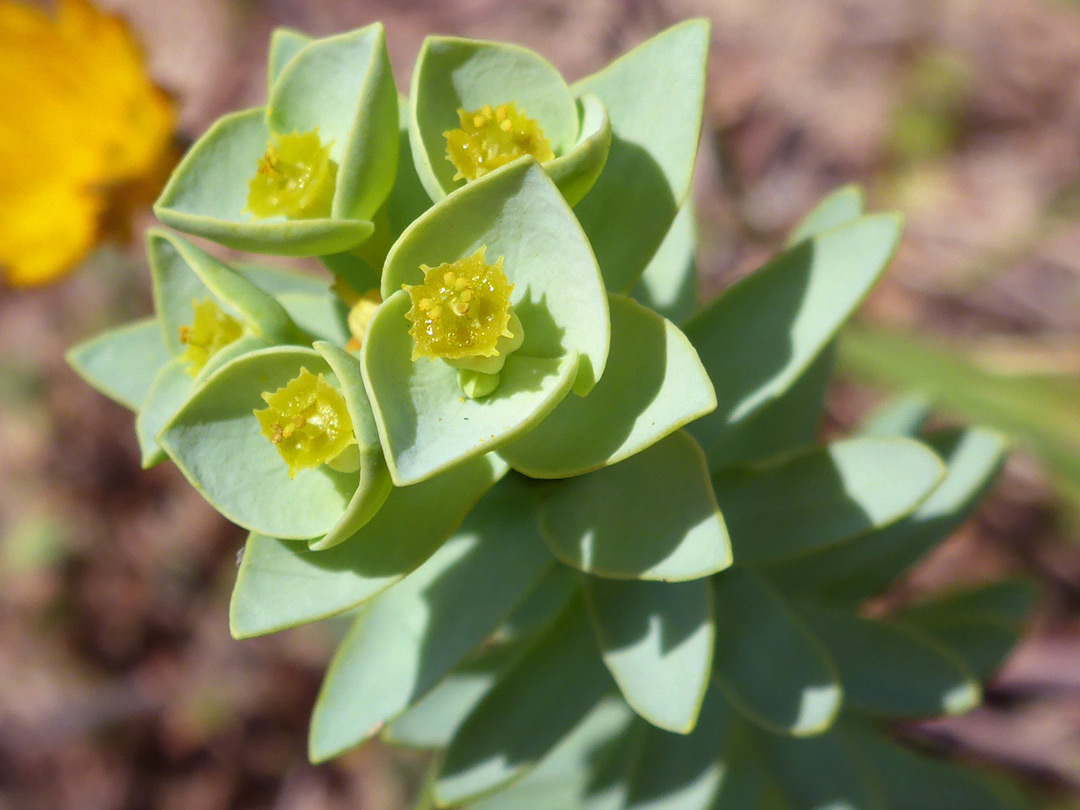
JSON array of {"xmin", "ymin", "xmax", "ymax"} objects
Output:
[{"xmin": 68, "ymin": 19, "xmax": 1038, "ymax": 810}]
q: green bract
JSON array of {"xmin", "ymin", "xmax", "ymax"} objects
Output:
[
  {"xmin": 154, "ymin": 24, "xmax": 397, "ymax": 256},
  {"xmin": 66, "ymin": 21, "xmax": 1039, "ymax": 810},
  {"xmin": 409, "ymin": 35, "xmax": 611, "ymax": 206}
]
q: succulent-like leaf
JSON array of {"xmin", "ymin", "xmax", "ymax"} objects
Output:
[
  {"xmin": 66, "ymin": 318, "xmax": 170, "ymax": 412},
  {"xmin": 630, "ymin": 200, "xmax": 698, "ymax": 325},
  {"xmin": 707, "ymin": 349, "xmax": 834, "ymax": 471},
  {"xmin": 584, "ymin": 577, "xmax": 714, "ymax": 734},
  {"xmin": 754, "ymin": 727, "xmax": 885, "ymax": 810},
  {"xmin": 436, "ymin": 596, "xmax": 613, "ymax": 805},
  {"xmin": 622, "ymin": 687, "xmax": 731, "ymax": 810},
  {"xmin": 470, "ymin": 696, "xmax": 640, "ymax": 810},
  {"xmin": 543, "ymin": 94, "xmax": 612, "ymax": 206},
  {"xmin": 267, "ymin": 24, "xmax": 399, "ymax": 221},
  {"xmin": 499, "ymin": 295, "xmax": 715, "ymax": 478},
  {"xmin": 385, "ymin": 566, "xmax": 578, "ymax": 750},
  {"xmin": 229, "ymin": 452, "xmax": 508, "ymax": 637},
  {"xmin": 154, "ymin": 108, "xmax": 373, "ymax": 255},
  {"xmin": 784, "ymin": 184, "xmax": 865, "ymax": 247},
  {"xmin": 148, "ymin": 230, "xmax": 304, "ymax": 352},
  {"xmin": 858, "ymin": 392, "xmax": 932, "ymax": 438},
  {"xmin": 684, "ymin": 213, "xmax": 903, "ymax": 461},
  {"xmin": 134, "ymin": 358, "xmax": 192, "ymax": 468},
  {"xmin": 267, "ymin": 27, "xmax": 312, "ymax": 91},
  {"xmin": 236, "ymin": 262, "xmax": 329, "ymax": 298},
  {"xmin": 841, "ymin": 722, "xmax": 1029, "ymax": 810},
  {"xmin": 799, "ymin": 603, "xmax": 981, "ymax": 717},
  {"xmin": 409, "ymin": 35, "xmax": 580, "ymax": 201},
  {"xmin": 159, "ymin": 346, "xmax": 386, "ymax": 540},
  {"xmin": 713, "ymin": 437, "xmax": 944, "ymax": 565},
  {"xmin": 763, "ymin": 428, "xmax": 1005, "ymax": 602},
  {"xmin": 275, "ymin": 292, "xmax": 351, "ymax": 346},
  {"xmin": 539, "ymin": 432, "xmax": 731, "ymax": 581},
  {"xmin": 573, "ymin": 19, "xmax": 710, "ymax": 293},
  {"xmin": 711, "ymin": 568, "xmax": 842, "ymax": 736},
  {"xmin": 308, "ymin": 476, "xmax": 553, "ymax": 761}
]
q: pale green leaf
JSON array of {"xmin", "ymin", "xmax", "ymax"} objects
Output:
[
  {"xmin": 713, "ymin": 437, "xmax": 944, "ymax": 565},
  {"xmin": 228, "ymin": 452, "xmax": 507, "ymax": 637},
  {"xmin": 631, "ymin": 200, "xmax": 698, "ymax": 324},
  {"xmin": 154, "ymin": 108, "xmax": 373, "ymax": 256},
  {"xmin": 66, "ymin": 318, "xmax": 170, "ymax": 412},
  {"xmin": 785, "ymin": 184, "xmax": 865, "ymax": 247},
  {"xmin": 711, "ymin": 568, "xmax": 841, "ymax": 736},
  {"xmin": 268, "ymin": 24, "xmax": 399, "ymax": 221},
  {"xmin": 539, "ymin": 431, "xmax": 731, "ymax": 581},
  {"xmin": 684, "ymin": 214, "xmax": 902, "ymax": 458},
  {"xmin": 499, "ymin": 294, "xmax": 715, "ymax": 478},
  {"xmin": 308, "ymin": 476, "xmax": 553, "ymax": 761},
  {"xmin": 584, "ymin": 577, "xmax": 714, "ymax": 733},
  {"xmin": 573, "ymin": 20, "xmax": 710, "ymax": 292},
  {"xmin": 267, "ymin": 27, "xmax": 311, "ymax": 91}
]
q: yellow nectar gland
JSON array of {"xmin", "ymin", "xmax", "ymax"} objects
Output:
[
  {"xmin": 178, "ymin": 298, "xmax": 243, "ymax": 377},
  {"xmin": 404, "ymin": 247, "xmax": 515, "ymax": 362},
  {"xmin": 444, "ymin": 103, "xmax": 554, "ymax": 182},
  {"xmin": 254, "ymin": 369, "xmax": 356, "ymax": 479},
  {"xmin": 246, "ymin": 129, "xmax": 338, "ymax": 220}
]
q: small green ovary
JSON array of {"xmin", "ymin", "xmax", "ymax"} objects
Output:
[
  {"xmin": 404, "ymin": 247, "xmax": 514, "ymax": 362},
  {"xmin": 444, "ymin": 103, "xmax": 554, "ymax": 182},
  {"xmin": 179, "ymin": 297, "xmax": 244, "ymax": 376},
  {"xmin": 254, "ymin": 368, "xmax": 356, "ymax": 479},
  {"xmin": 246, "ymin": 129, "xmax": 338, "ymax": 219}
]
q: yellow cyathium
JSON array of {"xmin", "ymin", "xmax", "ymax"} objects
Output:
[
  {"xmin": 444, "ymin": 103, "xmax": 554, "ymax": 182},
  {"xmin": 246, "ymin": 129, "xmax": 337, "ymax": 220},
  {"xmin": 178, "ymin": 297, "xmax": 243, "ymax": 376}
]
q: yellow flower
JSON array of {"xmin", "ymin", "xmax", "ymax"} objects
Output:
[{"xmin": 0, "ymin": 0, "xmax": 174, "ymax": 287}]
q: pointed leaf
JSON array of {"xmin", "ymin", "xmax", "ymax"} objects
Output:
[
  {"xmin": 436, "ymin": 597, "xmax": 613, "ymax": 805},
  {"xmin": 543, "ymin": 93, "xmax": 612, "ymax": 206},
  {"xmin": 66, "ymin": 318, "xmax": 170, "ymax": 411},
  {"xmin": 409, "ymin": 35, "xmax": 579, "ymax": 201},
  {"xmin": 309, "ymin": 476, "xmax": 553, "ymax": 761},
  {"xmin": 153, "ymin": 108, "xmax": 373, "ymax": 256},
  {"xmin": 236, "ymin": 262, "xmax": 329, "ymax": 298},
  {"xmin": 540, "ymin": 432, "xmax": 731, "ymax": 581},
  {"xmin": 499, "ymin": 295, "xmax": 715, "ymax": 478},
  {"xmin": 470, "ymin": 696, "xmax": 640, "ymax": 810},
  {"xmin": 755, "ymin": 727, "xmax": 885, "ymax": 810},
  {"xmin": 268, "ymin": 24, "xmax": 399, "ymax": 221},
  {"xmin": 785, "ymin": 184, "xmax": 865, "ymax": 247},
  {"xmin": 585, "ymin": 577, "xmax": 714, "ymax": 733},
  {"xmin": 267, "ymin": 27, "xmax": 311, "ymax": 90},
  {"xmin": 385, "ymin": 566, "xmax": 578, "ymax": 750},
  {"xmin": 711, "ymin": 568, "xmax": 842, "ymax": 736},
  {"xmin": 841, "ymin": 723, "xmax": 1023, "ymax": 810},
  {"xmin": 706, "ymin": 348, "xmax": 833, "ymax": 471},
  {"xmin": 858, "ymin": 392, "xmax": 932, "ymax": 438},
  {"xmin": 623, "ymin": 687, "xmax": 731, "ymax": 810},
  {"xmin": 685, "ymin": 214, "xmax": 902, "ymax": 456},
  {"xmin": 799, "ymin": 603, "xmax": 981, "ymax": 717},
  {"xmin": 713, "ymin": 437, "xmax": 944, "ymax": 565},
  {"xmin": 573, "ymin": 20, "xmax": 709, "ymax": 292},
  {"xmin": 134, "ymin": 359, "xmax": 192, "ymax": 468},
  {"xmin": 764, "ymin": 428, "xmax": 1005, "ymax": 602},
  {"xmin": 228, "ymin": 452, "xmax": 507, "ymax": 637},
  {"xmin": 275, "ymin": 292, "xmax": 351, "ymax": 346},
  {"xmin": 631, "ymin": 200, "xmax": 698, "ymax": 324}
]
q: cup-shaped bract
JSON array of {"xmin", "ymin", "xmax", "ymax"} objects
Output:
[
  {"xmin": 154, "ymin": 24, "xmax": 398, "ymax": 256},
  {"xmin": 409, "ymin": 36, "xmax": 611, "ymax": 207},
  {"xmin": 158, "ymin": 343, "xmax": 392, "ymax": 548},
  {"xmin": 364, "ymin": 157, "xmax": 610, "ymax": 486}
]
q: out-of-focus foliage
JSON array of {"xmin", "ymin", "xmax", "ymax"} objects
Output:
[{"xmin": 0, "ymin": 0, "xmax": 174, "ymax": 287}]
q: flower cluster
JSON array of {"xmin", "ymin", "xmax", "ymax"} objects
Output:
[{"xmin": 69, "ymin": 20, "xmax": 1034, "ymax": 810}]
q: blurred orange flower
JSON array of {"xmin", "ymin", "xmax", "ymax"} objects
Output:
[{"xmin": 0, "ymin": 0, "xmax": 175, "ymax": 287}]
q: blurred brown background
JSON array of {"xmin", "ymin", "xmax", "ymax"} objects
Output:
[{"xmin": 4, "ymin": 0, "xmax": 1080, "ymax": 807}]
